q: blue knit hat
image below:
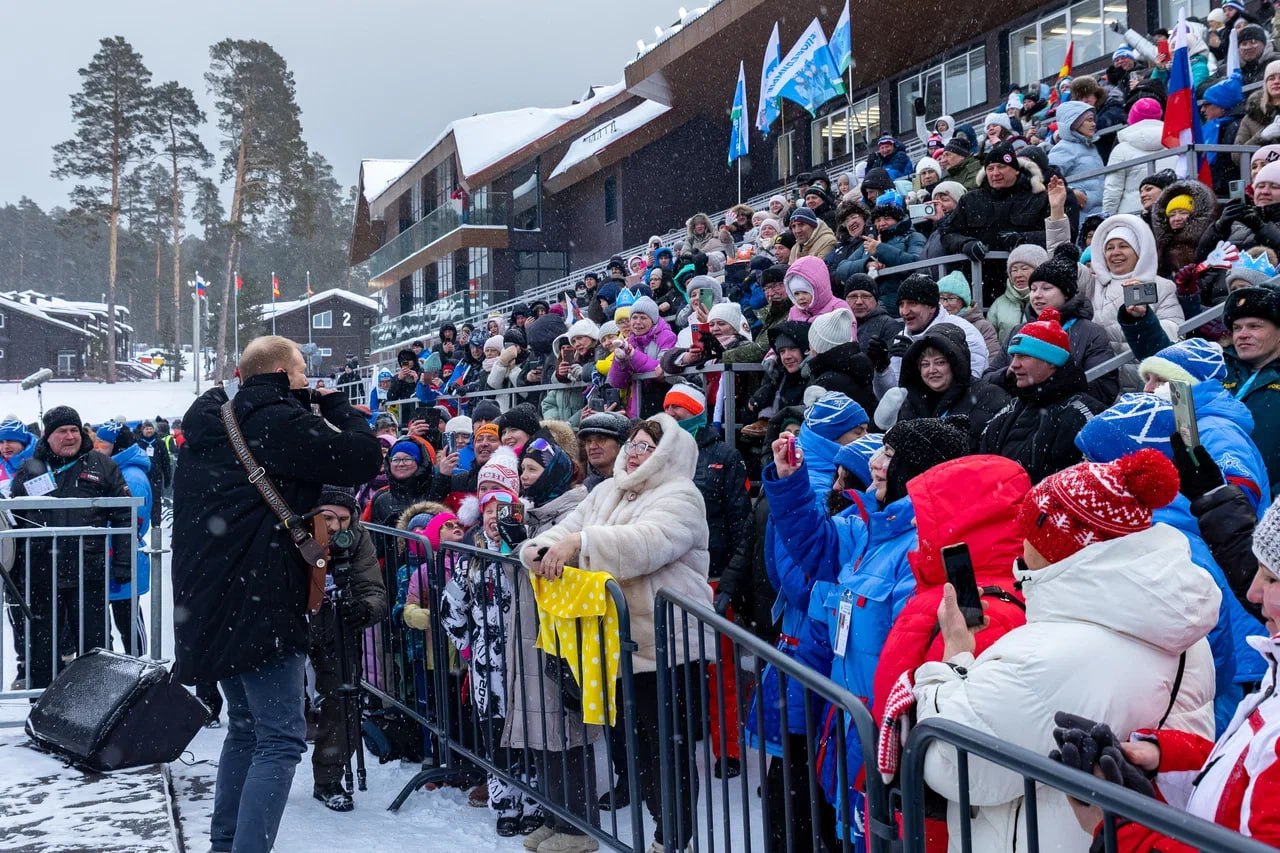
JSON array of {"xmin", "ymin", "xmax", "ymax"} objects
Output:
[
  {"xmin": 389, "ymin": 439, "xmax": 422, "ymax": 464},
  {"xmin": 0, "ymin": 418, "xmax": 32, "ymax": 447},
  {"xmin": 1204, "ymin": 72, "xmax": 1244, "ymax": 111},
  {"xmin": 1138, "ymin": 337, "xmax": 1227, "ymax": 386},
  {"xmin": 94, "ymin": 421, "xmax": 123, "ymax": 446},
  {"xmin": 377, "ymin": 369, "xmax": 393, "ymax": 382},
  {"xmin": 805, "ymin": 391, "xmax": 868, "ymax": 441},
  {"xmin": 1112, "ymin": 45, "xmax": 1137, "ymax": 63},
  {"xmin": 1007, "ymin": 307, "xmax": 1071, "ymax": 367},
  {"xmin": 1075, "ymin": 393, "xmax": 1174, "ymax": 463},
  {"xmin": 936, "ymin": 271, "xmax": 973, "ymax": 308},
  {"xmin": 834, "ymin": 433, "xmax": 884, "ymax": 489}
]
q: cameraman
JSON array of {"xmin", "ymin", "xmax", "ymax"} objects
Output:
[{"xmin": 310, "ymin": 486, "xmax": 385, "ymax": 812}]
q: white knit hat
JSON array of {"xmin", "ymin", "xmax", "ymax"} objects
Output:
[
  {"xmin": 1253, "ymin": 499, "xmax": 1280, "ymax": 574},
  {"xmin": 484, "ymin": 334, "xmax": 504, "ymax": 352},
  {"xmin": 567, "ymin": 318, "xmax": 600, "ymax": 341},
  {"xmin": 931, "ymin": 181, "xmax": 967, "ymax": 203},
  {"xmin": 809, "ymin": 307, "xmax": 855, "ymax": 355},
  {"xmin": 445, "ymin": 415, "xmax": 472, "ymax": 435},
  {"xmin": 708, "ymin": 301, "xmax": 750, "ymax": 338},
  {"xmin": 599, "ymin": 320, "xmax": 620, "ymax": 338}
]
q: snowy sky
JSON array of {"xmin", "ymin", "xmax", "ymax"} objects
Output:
[{"xmin": 0, "ymin": 0, "xmax": 676, "ymax": 211}]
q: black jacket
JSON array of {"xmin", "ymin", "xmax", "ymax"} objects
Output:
[
  {"xmin": 11, "ymin": 432, "xmax": 133, "ymax": 588},
  {"xmin": 977, "ymin": 360, "xmax": 1105, "ymax": 484},
  {"xmin": 855, "ymin": 306, "xmax": 904, "ymax": 352},
  {"xmin": 1006, "ymin": 294, "xmax": 1119, "ymax": 406},
  {"xmin": 1190, "ymin": 484, "xmax": 1261, "ymax": 619},
  {"xmin": 692, "ymin": 426, "xmax": 754, "ymax": 581},
  {"xmin": 898, "ymin": 326, "xmax": 1010, "ymax": 446},
  {"xmin": 805, "ymin": 342, "xmax": 880, "ymax": 424},
  {"xmin": 939, "ymin": 171, "xmax": 1050, "ymax": 255},
  {"xmin": 136, "ymin": 433, "xmax": 172, "ymax": 489},
  {"xmin": 170, "ymin": 375, "xmax": 382, "ymax": 685}
]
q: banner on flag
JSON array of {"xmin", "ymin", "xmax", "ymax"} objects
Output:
[
  {"xmin": 272, "ymin": 273, "xmax": 281, "ymax": 299},
  {"xmin": 756, "ymin": 22, "xmax": 782, "ymax": 133},
  {"xmin": 830, "ymin": 0, "xmax": 853, "ymax": 74},
  {"xmin": 729, "ymin": 61, "xmax": 750, "ymax": 165},
  {"xmin": 764, "ymin": 17, "xmax": 846, "ymax": 116}
]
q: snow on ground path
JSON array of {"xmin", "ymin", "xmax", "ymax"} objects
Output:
[{"xmin": 0, "ymin": 377, "xmax": 202, "ymax": 426}]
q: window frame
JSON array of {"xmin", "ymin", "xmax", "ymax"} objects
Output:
[
  {"xmin": 313, "ymin": 310, "xmax": 333, "ymax": 330},
  {"xmin": 810, "ymin": 94, "xmax": 881, "ymax": 167},
  {"xmin": 896, "ymin": 45, "xmax": 987, "ymax": 133},
  {"xmin": 1008, "ymin": 0, "xmax": 1128, "ymax": 85}
]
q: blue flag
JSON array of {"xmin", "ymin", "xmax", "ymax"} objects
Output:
[
  {"xmin": 729, "ymin": 61, "xmax": 749, "ymax": 165},
  {"xmin": 764, "ymin": 17, "xmax": 846, "ymax": 117},
  {"xmin": 756, "ymin": 22, "xmax": 781, "ymax": 134},
  {"xmin": 830, "ymin": 0, "xmax": 852, "ymax": 75}
]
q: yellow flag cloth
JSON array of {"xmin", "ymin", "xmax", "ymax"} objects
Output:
[{"xmin": 531, "ymin": 566, "xmax": 620, "ymax": 726}]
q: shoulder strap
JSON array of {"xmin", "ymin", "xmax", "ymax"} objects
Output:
[
  {"xmin": 219, "ymin": 400, "xmax": 310, "ymax": 549},
  {"xmin": 1157, "ymin": 651, "xmax": 1188, "ymax": 729}
]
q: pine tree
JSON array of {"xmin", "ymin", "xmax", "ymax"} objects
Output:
[
  {"xmin": 152, "ymin": 80, "xmax": 212, "ymax": 380},
  {"xmin": 51, "ymin": 36, "xmax": 158, "ymax": 383},
  {"xmin": 205, "ymin": 39, "xmax": 309, "ymax": 376}
]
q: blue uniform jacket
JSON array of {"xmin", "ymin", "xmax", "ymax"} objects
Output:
[{"xmin": 109, "ymin": 444, "xmax": 152, "ymax": 600}]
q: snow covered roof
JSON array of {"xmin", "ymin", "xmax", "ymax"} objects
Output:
[
  {"xmin": 549, "ymin": 100, "xmax": 672, "ymax": 180},
  {"xmin": 259, "ymin": 288, "xmax": 380, "ymax": 319},
  {"xmin": 0, "ymin": 294, "xmax": 92, "ymax": 336},
  {"xmin": 361, "ymin": 159, "xmax": 413, "ymax": 204},
  {"xmin": 631, "ymin": 5, "xmax": 713, "ymax": 61}
]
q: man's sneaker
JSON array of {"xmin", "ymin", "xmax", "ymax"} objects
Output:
[
  {"xmin": 597, "ymin": 778, "xmax": 630, "ymax": 810},
  {"xmin": 537, "ymin": 832, "xmax": 600, "ymax": 853},
  {"xmin": 312, "ymin": 782, "xmax": 353, "ymax": 812},
  {"xmin": 714, "ymin": 757, "xmax": 742, "ymax": 779},
  {"xmin": 523, "ymin": 825, "xmax": 557, "ymax": 851}
]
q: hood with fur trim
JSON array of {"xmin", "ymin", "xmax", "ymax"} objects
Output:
[
  {"xmin": 609, "ymin": 412, "xmax": 698, "ymax": 495},
  {"xmin": 396, "ymin": 500, "xmax": 452, "ymax": 531},
  {"xmin": 1152, "ymin": 179, "xmax": 1217, "ymax": 250}
]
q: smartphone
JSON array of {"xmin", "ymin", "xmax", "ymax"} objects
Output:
[
  {"xmin": 941, "ymin": 543, "xmax": 984, "ymax": 628},
  {"xmin": 699, "ymin": 288, "xmax": 715, "ymax": 311},
  {"xmin": 602, "ymin": 387, "xmax": 623, "ymax": 408},
  {"xmin": 1169, "ymin": 379, "xmax": 1201, "ymax": 450},
  {"xmin": 1122, "ymin": 281, "xmax": 1159, "ymax": 306},
  {"xmin": 786, "ymin": 434, "xmax": 800, "ymax": 467},
  {"xmin": 496, "ymin": 502, "xmax": 525, "ymax": 525},
  {"xmin": 1229, "ymin": 179, "xmax": 1246, "ymax": 200},
  {"xmin": 908, "ymin": 202, "xmax": 936, "ymax": 220},
  {"xmin": 560, "ymin": 344, "xmax": 571, "ymax": 362},
  {"xmin": 443, "ymin": 432, "xmax": 456, "ymax": 455}
]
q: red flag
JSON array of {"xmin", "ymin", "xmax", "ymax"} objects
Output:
[
  {"xmin": 272, "ymin": 273, "xmax": 281, "ymax": 299},
  {"xmin": 1048, "ymin": 42, "xmax": 1074, "ymax": 109},
  {"xmin": 235, "ymin": 273, "xmax": 243, "ymax": 293}
]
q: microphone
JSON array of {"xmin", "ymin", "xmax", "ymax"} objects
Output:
[{"xmin": 20, "ymin": 369, "xmax": 53, "ymax": 391}]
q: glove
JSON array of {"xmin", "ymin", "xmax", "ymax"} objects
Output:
[
  {"xmin": 1105, "ymin": 64, "xmax": 1127, "ymax": 86},
  {"xmin": 866, "ymin": 336, "xmax": 891, "ymax": 373},
  {"xmin": 1171, "ymin": 432, "xmax": 1225, "ymax": 502},
  {"xmin": 341, "ymin": 599, "xmax": 373, "ymax": 627},
  {"xmin": 498, "ymin": 517, "xmax": 529, "ymax": 551},
  {"xmin": 888, "ymin": 334, "xmax": 912, "ymax": 360},
  {"xmin": 962, "ymin": 240, "xmax": 988, "ymax": 261},
  {"xmin": 1108, "ymin": 19, "xmax": 1125, "ymax": 33},
  {"xmin": 713, "ymin": 592, "xmax": 731, "ymax": 616},
  {"xmin": 1219, "ymin": 198, "xmax": 1247, "ymax": 227},
  {"xmin": 1099, "ymin": 745, "xmax": 1157, "ymax": 799},
  {"xmin": 1262, "ymin": 116, "xmax": 1280, "ymax": 142},
  {"xmin": 1173, "ymin": 263, "xmax": 1201, "ymax": 296},
  {"xmin": 995, "ymin": 231, "xmax": 1022, "ymax": 250},
  {"xmin": 913, "ymin": 96, "xmax": 926, "ymax": 117}
]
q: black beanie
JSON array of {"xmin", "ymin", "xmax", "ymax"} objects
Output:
[
  {"xmin": 472, "ymin": 399, "xmax": 503, "ymax": 424},
  {"xmin": 1140, "ymin": 169, "xmax": 1177, "ymax": 192},
  {"xmin": 844, "ymin": 273, "xmax": 879, "ymax": 299},
  {"xmin": 497, "ymin": 403, "xmax": 541, "ymax": 439},
  {"xmin": 862, "ymin": 168, "xmax": 893, "ymax": 191},
  {"xmin": 1029, "ymin": 244, "xmax": 1081, "ymax": 300},
  {"xmin": 317, "ymin": 485, "xmax": 360, "ymax": 517},
  {"xmin": 762, "ymin": 264, "xmax": 788, "ymax": 286},
  {"xmin": 882, "ymin": 415, "xmax": 971, "ymax": 502},
  {"xmin": 112, "ymin": 426, "xmax": 136, "ymax": 454},
  {"xmin": 1224, "ymin": 286, "xmax": 1280, "ymax": 329},
  {"xmin": 42, "ymin": 405, "xmax": 83, "ymax": 437},
  {"xmin": 897, "ymin": 274, "xmax": 940, "ymax": 308}
]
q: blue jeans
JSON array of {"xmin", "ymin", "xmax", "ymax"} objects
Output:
[{"xmin": 210, "ymin": 650, "xmax": 307, "ymax": 853}]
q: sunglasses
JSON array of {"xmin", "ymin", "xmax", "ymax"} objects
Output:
[{"xmin": 527, "ymin": 437, "xmax": 554, "ymax": 454}]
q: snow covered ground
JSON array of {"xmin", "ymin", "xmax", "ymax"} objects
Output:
[{"xmin": 0, "ymin": 376, "xmax": 203, "ymax": 426}]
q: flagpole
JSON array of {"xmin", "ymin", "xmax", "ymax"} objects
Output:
[
  {"xmin": 233, "ymin": 268, "xmax": 239, "ymax": 366},
  {"xmin": 271, "ymin": 271, "xmax": 276, "ymax": 336},
  {"xmin": 306, "ymin": 270, "xmax": 313, "ymax": 348},
  {"xmin": 737, "ymin": 159, "xmax": 742, "ymax": 204}
]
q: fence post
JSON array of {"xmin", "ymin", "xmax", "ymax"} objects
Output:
[
  {"xmin": 722, "ymin": 366, "xmax": 736, "ymax": 437},
  {"xmin": 970, "ymin": 258, "xmax": 985, "ymax": 313}
]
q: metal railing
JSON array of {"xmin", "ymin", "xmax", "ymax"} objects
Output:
[
  {"xmin": 1084, "ymin": 301, "xmax": 1226, "ymax": 383},
  {"xmin": 0, "ymin": 495, "xmax": 155, "ymax": 718},
  {"xmin": 900, "ymin": 717, "xmax": 1275, "ymax": 853},
  {"xmin": 369, "ymin": 193, "xmax": 509, "ymax": 285}
]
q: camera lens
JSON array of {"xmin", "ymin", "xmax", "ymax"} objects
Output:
[{"xmin": 331, "ymin": 529, "xmax": 355, "ymax": 550}]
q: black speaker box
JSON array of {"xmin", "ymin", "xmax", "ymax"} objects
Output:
[{"xmin": 25, "ymin": 648, "xmax": 207, "ymax": 772}]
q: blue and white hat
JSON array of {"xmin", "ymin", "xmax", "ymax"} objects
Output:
[
  {"xmin": 377, "ymin": 368, "xmax": 393, "ymax": 382},
  {"xmin": 834, "ymin": 433, "xmax": 885, "ymax": 488},
  {"xmin": 1075, "ymin": 393, "xmax": 1173, "ymax": 463},
  {"xmin": 1112, "ymin": 45, "xmax": 1137, "ymax": 63},
  {"xmin": 0, "ymin": 418, "xmax": 32, "ymax": 447},
  {"xmin": 804, "ymin": 391, "xmax": 868, "ymax": 442},
  {"xmin": 1138, "ymin": 337, "xmax": 1227, "ymax": 386}
]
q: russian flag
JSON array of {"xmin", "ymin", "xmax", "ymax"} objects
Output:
[
  {"xmin": 1162, "ymin": 11, "xmax": 1213, "ymax": 186},
  {"xmin": 195, "ymin": 274, "xmax": 206, "ymax": 299}
]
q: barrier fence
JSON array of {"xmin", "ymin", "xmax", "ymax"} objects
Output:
[{"xmin": 0, "ymin": 495, "xmax": 155, "ymax": 720}]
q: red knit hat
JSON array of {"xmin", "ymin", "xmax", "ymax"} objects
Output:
[
  {"xmin": 1016, "ymin": 448, "xmax": 1179, "ymax": 564},
  {"xmin": 1007, "ymin": 307, "xmax": 1072, "ymax": 367}
]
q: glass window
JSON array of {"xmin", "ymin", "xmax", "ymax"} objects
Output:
[
  {"xmin": 319, "ymin": 347, "xmax": 333, "ymax": 357},
  {"xmin": 436, "ymin": 256, "xmax": 454, "ymax": 298},
  {"xmin": 897, "ymin": 45, "xmax": 985, "ymax": 133},
  {"xmin": 313, "ymin": 310, "xmax": 333, "ymax": 329},
  {"xmin": 1160, "ymin": 0, "xmax": 1209, "ymax": 24},
  {"xmin": 776, "ymin": 130, "xmax": 794, "ymax": 181},
  {"xmin": 511, "ymin": 158, "xmax": 541, "ymax": 231},
  {"xmin": 513, "ymin": 251, "xmax": 569, "ymax": 294},
  {"xmin": 1009, "ymin": 1, "xmax": 1126, "ymax": 84},
  {"xmin": 810, "ymin": 95, "xmax": 880, "ymax": 166},
  {"xmin": 57, "ymin": 350, "xmax": 77, "ymax": 377},
  {"xmin": 468, "ymin": 247, "xmax": 491, "ymax": 292},
  {"xmin": 604, "ymin": 176, "xmax": 618, "ymax": 224},
  {"xmin": 0, "ymin": 313, "xmax": 6, "ymax": 328}
]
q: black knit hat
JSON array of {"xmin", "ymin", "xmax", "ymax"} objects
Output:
[
  {"xmin": 496, "ymin": 403, "xmax": 541, "ymax": 439},
  {"xmin": 844, "ymin": 273, "xmax": 879, "ymax": 298},
  {"xmin": 1029, "ymin": 244, "xmax": 1081, "ymax": 300},
  {"xmin": 804, "ymin": 185, "xmax": 830, "ymax": 204},
  {"xmin": 862, "ymin": 167, "xmax": 893, "ymax": 191},
  {"xmin": 944, "ymin": 135, "xmax": 973, "ymax": 157},
  {"xmin": 1224, "ymin": 286, "xmax": 1280, "ymax": 329},
  {"xmin": 471, "ymin": 399, "xmax": 502, "ymax": 424},
  {"xmin": 1139, "ymin": 169, "xmax": 1177, "ymax": 192},
  {"xmin": 762, "ymin": 264, "xmax": 788, "ymax": 286},
  {"xmin": 42, "ymin": 405, "xmax": 83, "ymax": 437},
  {"xmin": 897, "ymin": 274, "xmax": 940, "ymax": 308},
  {"xmin": 502, "ymin": 327, "xmax": 527, "ymax": 349},
  {"xmin": 317, "ymin": 485, "xmax": 360, "ymax": 517},
  {"xmin": 882, "ymin": 415, "xmax": 972, "ymax": 502},
  {"xmin": 777, "ymin": 232, "xmax": 797, "ymax": 249},
  {"xmin": 984, "ymin": 142, "xmax": 1020, "ymax": 168}
]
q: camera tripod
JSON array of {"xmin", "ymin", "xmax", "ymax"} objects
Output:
[{"xmin": 328, "ymin": 531, "xmax": 367, "ymax": 798}]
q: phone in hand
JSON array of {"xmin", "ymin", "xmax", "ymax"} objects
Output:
[
  {"xmin": 497, "ymin": 502, "xmax": 525, "ymax": 525},
  {"xmin": 1122, "ymin": 281, "xmax": 1159, "ymax": 306},
  {"xmin": 908, "ymin": 202, "xmax": 936, "ymax": 220},
  {"xmin": 1169, "ymin": 379, "xmax": 1201, "ymax": 450},
  {"xmin": 786, "ymin": 434, "xmax": 800, "ymax": 467},
  {"xmin": 699, "ymin": 288, "xmax": 715, "ymax": 311},
  {"xmin": 941, "ymin": 543, "xmax": 984, "ymax": 628},
  {"xmin": 443, "ymin": 432, "xmax": 456, "ymax": 455}
]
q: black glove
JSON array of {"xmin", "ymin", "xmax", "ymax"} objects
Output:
[
  {"xmin": 341, "ymin": 599, "xmax": 373, "ymax": 627},
  {"xmin": 1239, "ymin": 207, "xmax": 1264, "ymax": 233},
  {"xmin": 995, "ymin": 231, "xmax": 1022, "ymax": 251},
  {"xmin": 1219, "ymin": 198, "xmax": 1247, "ymax": 229},
  {"xmin": 1105, "ymin": 64, "xmax": 1127, "ymax": 86},
  {"xmin": 498, "ymin": 517, "xmax": 529, "ymax": 551},
  {"xmin": 713, "ymin": 592, "xmax": 732, "ymax": 616},
  {"xmin": 1099, "ymin": 745, "xmax": 1156, "ymax": 799},
  {"xmin": 962, "ymin": 240, "xmax": 988, "ymax": 261},
  {"xmin": 866, "ymin": 337, "xmax": 891, "ymax": 372},
  {"xmin": 1171, "ymin": 432, "xmax": 1224, "ymax": 502},
  {"xmin": 914, "ymin": 96, "xmax": 926, "ymax": 117},
  {"xmin": 888, "ymin": 333, "xmax": 912, "ymax": 360}
]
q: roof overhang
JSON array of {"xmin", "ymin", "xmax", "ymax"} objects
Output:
[
  {"xmin": 545, "ymin": 103, "xmax": 681, "ymax": 194},
  {"xmin": 367, "ymin": 226, "xmax": 509, "ymax": 292}
]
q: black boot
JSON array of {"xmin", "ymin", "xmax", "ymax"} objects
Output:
[
  {"xmin": 598, "ymin": 776, "xmax": 630, "ymax": 810},
  {"xmin": 519, "ymin": 806, "xmax": 546, "ymax": 835},
  {"xmin": 496, "ymin": 815, "xmax": 521, "ymax": 837},
  {"xmin": 313, "ymin": 781, "xmax": 353, "ymax": 812},
  {"xmin": 715, "ymin": 757, "xmax": 742, "ymax": 779}
]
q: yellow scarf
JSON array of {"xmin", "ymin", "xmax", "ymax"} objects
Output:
[{"xmin": 531, "ymin": 566, "xmax": 621, "ymax": 726}]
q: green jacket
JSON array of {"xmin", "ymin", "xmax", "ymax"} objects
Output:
[
  {"xmin": 947, "ymin": 156, "xmax": 983, "ymax": 192},
  {"xmin": 723, "ymin": 300, "xmax": 792, "ymax": 364},
  {"xmin": 988, "ymin": 281, "xmax": 1031, "ymax": 346}
]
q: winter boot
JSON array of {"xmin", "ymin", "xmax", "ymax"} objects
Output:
[
  {"xmin": 496, "ymin": 814, "xmax": 521, "ymax": 837},
  {"xmin": 520, "ymin": 805, "xmax": 546, "ymax": 835},
  {"xmin": 597, "ymin": 776, "xmax": 630, "ymax": 810},
  {"xmin": 714, "ymin": 757, "xmax": 741, "ymax": 779},
  {"xmin": 312, "ymin": 781, "xmax": 353, "ymax": 812},
  {"xmin": 537, "ymin": 832, "xmax": 600, "ymax": 853},
  {"xmin": 523, "ymin": 824, "xmax": 557, "ymax": 850}
]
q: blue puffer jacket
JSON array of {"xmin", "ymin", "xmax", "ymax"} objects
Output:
[
  {"xmin": 0, "ymin": 434, "xmax": 36, "ymax": 493},
  {"xmin": 798, "ymin": 424, "xmax": 843, "ymax": 508},
  {"xmin": 1049, "ymin": 101, "xmax": 1105, "ymax": 219},
  {"xmin": 110, "ymin": 444, "xmax": 152, "ymax": 600},
  {"xmin": 1193, "ymin": 380, "xmax": 1272, "ymax": 515}
]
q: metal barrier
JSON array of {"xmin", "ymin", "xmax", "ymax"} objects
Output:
[
  {"xmin": 1083, "ymin": 300, "xmax": 1227, "ymax": 383},
  {"xmin": 0, "ymin": 495, "xmax": 155, "ymax": 717},
  {"xmin": 653, "ymin": 590, "xmax": 893, "ymax": 853},
  {"xmin": 899, "ymin": 717, "xmax": 1275, "ymax": 853}
]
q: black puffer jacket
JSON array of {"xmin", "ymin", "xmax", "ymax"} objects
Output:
[
  {"xmin": 171, "ymin": 376, "xmax": 382, "ymax": 685},
  {"xmin": 1190, "ymin": 483, "xmax": 1261, "ymax": 619},
  {"xmin": 11, "ymin": 430, "xmax": 133, "ymax": 588},
  {"xmin": 805, "ymin": 342, "xmax": 880, "ymax": 423},
  {"xmin": 748, "ymin": 321, "xmax": 812, "ymax": 415},
  {"xmin": 854, "ymin": 305, "xmax": 904, "ymax": 352},
  {"xmin": 367, "ymin": 454, "xmax": 437, "ymax": 531},
  {"xmin": 897, "ymin": 325, "xmax": 1009, "ymax": 446},
  {"xmin": 940, "ymin": 170, "xmax": 1050, "ymax": 254},
  {"xmin": 692, "ymin": 426, "xmax": 753, "ymax": 581},
  {"xmin": 1006, "ymin": 294, "xmax": 1119, "ymax": 406},
  {"xmin": 977, "ymin": 359, "xmax": 1105, "ymax": 484}
]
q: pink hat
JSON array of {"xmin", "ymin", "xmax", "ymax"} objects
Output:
[
  {"xmin": 1127, "ymin": 98, "xmax": 1162, "ymax": 125},
  {"xmin": 424, "ymin": 511, "xmax": 460, "ymax": 550}
]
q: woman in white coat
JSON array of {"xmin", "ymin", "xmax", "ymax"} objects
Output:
[
  {"xmin": 913, "ymin": 449, "xmax": 1220, "ymax": 853},
  {"xmin": 1102, "ymin": 99, "xmax": 1179, "ymax": 216},
  {"xmin": 522, "ymin": 413, "xmax": 711, "ymax": 853}
]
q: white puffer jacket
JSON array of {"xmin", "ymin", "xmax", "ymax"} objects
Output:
[
  {"xmin": 521, "ymin": 412, "xmax": 712, "ymax": 672},
  {"xmin": 1102, "ymin": 120, "xmax": 1179, "ymax": 216},
  {"xmin": 913, "ymin": 524, "xmax": 1220, "ymax": 853}
]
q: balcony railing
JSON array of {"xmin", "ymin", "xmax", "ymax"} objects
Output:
[
  {"xmin": 368, "ymin": 192, "xmax": 509, "ymax": 281},
  {"xmin": 370, "ymin": 289, "xmax": 504, "ymax": 352}
]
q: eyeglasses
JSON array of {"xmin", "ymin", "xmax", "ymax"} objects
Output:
[
  {"xmin": 762, "ymin": 280, "xmax": 787, "ymax": 291},
  {"xmin": 623, "ymin": 440, "xmax": 657, "ymax": 456},
  {"xmin": 390, "ymin": 455, "xmax": 418, "ymax": 465},
  {"xmin": 442, "ymin": 520, "xmax": 464, "ymax": 531}
]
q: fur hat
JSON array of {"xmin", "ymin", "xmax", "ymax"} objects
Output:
[
  {"xmin": 1139, "ymin": 169, "xmax": 1177, "ymax": 192},
  {"xmin": 897, "ymin": 274, "xmax": 940, "ymax": 308},
  {"xmin": 1017, "ymin": 449, "xmax": 1179, "ymax": 564},
  {"xmin": 477, "ymin": 446, "xmax": 521, "ymax": 494},
  {"xmin": 496, "ymin": 403, "xmax": 541, "ymax": 440},
  {"xmin": 1223, "ymin": 286, "xmax": 1280, "ymax": 329},
  {"xmin": 1009, "ymin": 307, "xmax": 1072, "ymax": 366},
  {"xmin": 1029, "ymin": 244, "xmax": 1081, "ymax": 300},
  {"xmin": 1138, "ymin": 338, "xmax": 1227, "ymax": 385},
  {"xmin": 809, "ymin": 308, "xmax": 856, "ymax": 355}
]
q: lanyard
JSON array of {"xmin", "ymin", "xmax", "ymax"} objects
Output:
[{"xmin": 1235, "ymin": 370, "xmax": 1263, "ymax": 401}]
